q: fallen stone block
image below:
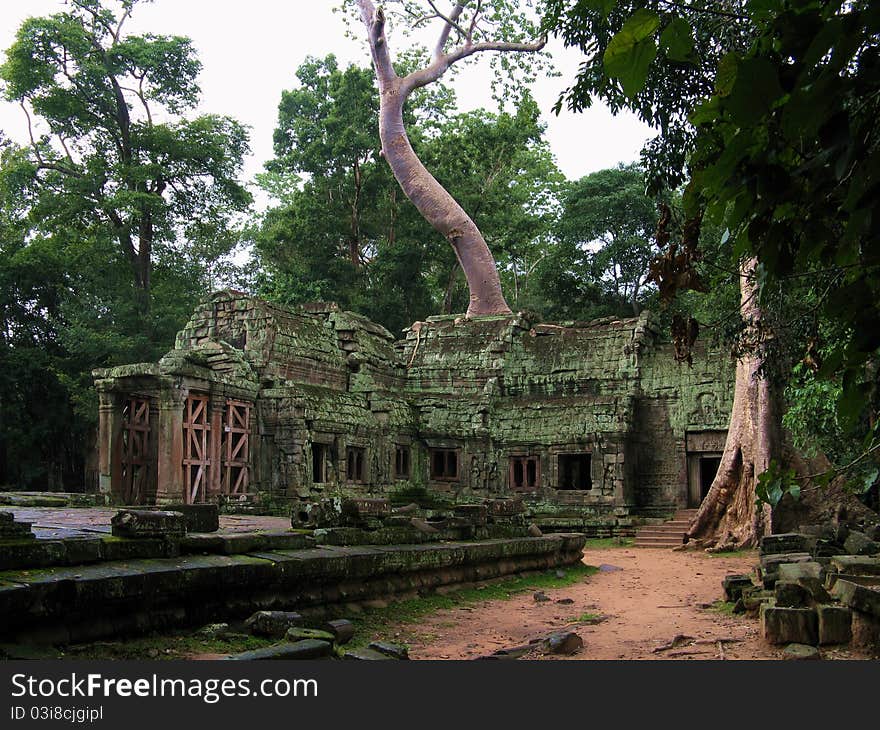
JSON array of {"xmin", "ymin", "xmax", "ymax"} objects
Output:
[
  {"xmin": 828, "ymin": 555, "xmax": 880, "ymax": 576},
  {"xmin": 285, "ymin": 627, "xmax": 336, "ymax": 643},
  {"xmin": 111, "ymin": 509, "xmax": 186, "ymax": 538},
  {"xmin": 831, "ymin": 579, "xmax": 880, "ymax": 619},
  {"xmin": 782, "ymin": 643, "xmax": 820, "ymax": 660},
  {"xmin": 778, "ymin": 562, "xmax": 824, "ymax": 584},
  {"xmin": 226, "ymin": 639, "xmax": 332, "ymax": 660},
  {"xmin": 343, "ymin": 647, "xmax": 393, "ymax": 660},
  {"xmin": 775, "ymin": 582, "xmax": 810, "ymax": 608},
  {"xmin": 486, "ymin": 498, "xmax": 525, "ymax": 518},
  {"xmin": 761, "ymin": 533, "xmax": 811, "ymax": 556},
  {"xmin": 156, "ymin": 503, "xmax": 219, "ymax": 533},
  {"xmin": 796, "ymin": 576, "xmax": 832, "ymax": 604},
  {"xmin": 368, "ymin": 641, "xmax": 409, "ymax": 660},
  {"xmin": 843, "ymin": 531, "xmax": 880, "ymax": 556},
  {"xmin": 543, "ymin": 631, "xmax": 584, "ymax": 655},
  {"xmin": 341, "ymin": 498, "xmax": 391, "ymax": 523},
  {"xmin": 760, "ymin": 605, "xmax": 819, "ymax": 645},
  {"xmin": 245, "ymin": 610, "xmax": 304, "ymax": 638},
  {"xmin": 323, "ymin": 619, "xmax": 355, "ymax": 645},
  {"xmin": 453, "ymin": 504, "xmax": 487, "ymax": 526},
  {"xmin": 817, "ymin": 604, "xmax": 852, "ymax": 645},
  {"xmin": 723, "ymin": 574, "xmax": 754, "ymax": 602},
  {"xmin": 528, "ymin": 523, "xmax": 543, "ymax": 537},
  {"xmin": 196, "ymin": 623, "xmax": 232, "ymax": 639}
]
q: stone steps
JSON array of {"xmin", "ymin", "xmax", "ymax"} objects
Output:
[{"xmin": 634, "ymin": 510, "xmax": 697, "ymax": 548}]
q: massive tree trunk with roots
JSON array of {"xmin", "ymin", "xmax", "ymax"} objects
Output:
[
  {"xmin": 687, "ymin": 257, "xmax": 778, "ymax": 550},
  {"xmin": 355, "ymin": 0, "xmax": 545, "ymax": 317}
]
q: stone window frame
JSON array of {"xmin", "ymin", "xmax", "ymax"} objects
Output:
[
  {"xmin": 310, "ymin": 439, "xmax": 332, "ymax": 485},
  {"xmin": 346, "ymin": 445, "xmax": 367, "ymax": 483},
  {"xmin": 508, "ymin": 453, "xmax": 540, "ymax": 492},
  {"xmin": 428, "ymin": 447, "xmax": 460, "ymax": 482},
  {"xmin": 393, "ymin": 444, "xmax": 411, "ymax": 480},
  {"xmin": 553, "ymin": 450, "xmax": 594, "ymax": 491}
]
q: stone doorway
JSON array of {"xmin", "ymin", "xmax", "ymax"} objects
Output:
[{"xmin": 685, "ymin": 430, "xmax": 727, "ymax": 508}]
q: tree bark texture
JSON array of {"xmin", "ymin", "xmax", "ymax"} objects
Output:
[{"xmin": 687, "ymin": 257, "xmax": 776, "ymax": 549}]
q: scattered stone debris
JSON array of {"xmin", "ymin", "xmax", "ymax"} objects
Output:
[
  {"xmin": 555, "ymin": 597, "xmax": 574, "ymax": 605},
  {"xmin": 533, "ymin": 591, "xmax": 551, "ymax": 603},
  {"xmin": 368, "ymin": 641, "xmax": 409, "ymax": 660},
  {"xmin": 723, "ymin": 524, "xmax": 880, "ymax": 654},
  {"xmin": 111, "ymin": 509, "xmax": 186, "ymax": 538},
  {"xmin": 782, "ymin": 643, "xmax": 821, "ymax": 660},
  {"xmin": 598, "ymin": 564, "xmax": 623, "ymax": 572},
  {"xmin": 544, "ymin": 631, "xmax": 583, "ymax": 655},
  {"xmin": 245, "ymin": 611, "xmax": 304, "ymax": 638},
  {"xmin": 323, "ymin": 619, "xmax": 355, "ymax": 645},
  {"xmin": 652, "ymin": 634, "xmax": 694, "ymax": 653}
]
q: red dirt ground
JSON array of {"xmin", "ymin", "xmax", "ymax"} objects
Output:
[{"xmin": 403, "ymin": 546, "xmax": 870, "ymax": 660}]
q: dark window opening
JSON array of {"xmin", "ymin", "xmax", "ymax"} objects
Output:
[
  {"xmin": 558, "ymin": 453, "xmax": 592, "ymax": 490},
  {"xmin": 347, "ymin": 446, "xmax": 366, "ymax": 483},
  {"xmin": 394, "ymin": 445, "xmax": 410, "ymax": 479},
  {"xmin": 429, "ymin": 448, "xmax": 459, "ymax": 481},
  {"xmin": 699, "ymin": 456, "xmax": 721, "ymax": 501},
  {"xmin": 312, "ymin": 443, "xmax": 328, "ymax": 484},
  {"xmin": 510, "ymin": 456, "xmax": 540, "ymax": 491}
]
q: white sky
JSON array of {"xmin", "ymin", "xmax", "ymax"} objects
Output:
[{"xmin": 0, "ymin": 0, "xmax": 654, "ymax": 202}]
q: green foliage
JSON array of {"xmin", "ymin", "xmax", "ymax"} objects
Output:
[
  {"xmin": 548, "ymin": 163, "xmax": 659, "ymax": 317},
  {"xmin": 546, "ymin": 0, "xmax": 880, "ymax": 497},
  {"xmin": 0, "ymin": 0, "xmax": 251, "ymax": 488},
  {"xmin": 755, "ymin": 460, "xmax": 799, "ymax": 508},
  {"xmin": 544, "ymin": 0, "xmax": 752, "ymax": 190},
  {"xmin": 255, "ymin": 56, "xmax": 563, "ymax": 333}
]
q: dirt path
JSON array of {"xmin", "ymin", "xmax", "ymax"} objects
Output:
[{"xmin": 407, "ymin": 546, "xmax": 777, "ymax": 660}]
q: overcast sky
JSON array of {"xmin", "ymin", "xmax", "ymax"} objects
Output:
[{"xmin": 0, "ymin": 1, "xmax": 654, "ymax": 201}]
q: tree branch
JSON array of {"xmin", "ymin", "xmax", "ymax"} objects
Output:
[
  {"xmin": 357, "ymin": 0, "xmax": 399, "ymax": 87},
  {"xmin": 431, "ymin": 1, "xmax": 467, "ymax": 60},
  {"xmin": 404, "ymin": 36, "xmax": 547, "ymax": 93}
]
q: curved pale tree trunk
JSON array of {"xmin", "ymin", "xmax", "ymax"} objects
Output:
[
  {"xmin": 687, "ymin": 257, "xmax": 777, "ymax": 549},
  {"xmin": 356, "ymin": 1, "xmax": 544, "ymax": 317}
]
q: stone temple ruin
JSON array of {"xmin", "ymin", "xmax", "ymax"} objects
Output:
[{"xmin": 92, "ymin": 289, "xmax": 734, "ymax": 534}]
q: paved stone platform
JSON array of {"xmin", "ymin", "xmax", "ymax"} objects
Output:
[
  {"xmin": 7, "ymin": 507, "xmax": 290, "ymax": 539},
  {"xmin": 0, "ymin": 533, "xmax": 586, "ymax": 645}
]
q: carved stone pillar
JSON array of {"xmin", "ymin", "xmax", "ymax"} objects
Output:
[{"xmin": 155, "ymin": 386, "xmax": 187, "ymax": 505}]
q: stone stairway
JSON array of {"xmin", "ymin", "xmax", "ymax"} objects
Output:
[{"xmin": 634, "ymin": 509, "xmax": 698, "ymax": 548}]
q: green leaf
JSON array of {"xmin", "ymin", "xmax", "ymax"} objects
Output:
[
  {"xmin": 585, "ymin": 0, "xmax": 617, "ymax": 19},
  {"xmin": 603, "ymin": 9, "xmax": 661, "ymax": 97},
  {"xmin": 715, "ymin": 53, "xmax": 739, "ymax": 97},
  {"xmin": 725, "ymin": 58, "xmax": 785, "ymax": 125},
  {"xmin": 659, "ymin": 17, "xmax": 695, "ymax": 62}
]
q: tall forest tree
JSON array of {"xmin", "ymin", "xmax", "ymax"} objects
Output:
[
  {"xmin": 1, "ymin": 0, "xmax": 251, "ymax": 336},
  {"xmin": 555, "ymin": 163, "xmax": 658, "ymax": 316},
  {"xmin": 545, "ymin": 0, "xmax": 880, "ymax": 546},
  {"xmin": 0, "ymin": 0, "xmax": 252, "ymax": 488},
  {"xmin": 353, "ymin": 0, "xmax": 548, "ymax": 316}
]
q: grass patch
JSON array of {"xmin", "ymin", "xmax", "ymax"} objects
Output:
[
  {"xmin": 583, "ymin": 537, "xmax": 634, "ymax": 550},
  {"xmin": 705, "ymin": 600, "xmax": 736, "ymax": 615},
  {"xmin": 62, "ymin": 630, "xmax": 274, "ymax": 660},
  {"xmin": 347, "ymin": 563, "xmax": 599, "ymax": 649},
  {"xmin": 707, "ymin": 548, "xmax": 758, "ymax": 559},
  {"xmin": 571, "ymin": 612, "xmax": 604, "ymax": 624}
]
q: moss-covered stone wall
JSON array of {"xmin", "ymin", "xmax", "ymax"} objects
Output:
[{"xmin": 95, "ymin": 290, "xmax": 734, "ymax": 526}]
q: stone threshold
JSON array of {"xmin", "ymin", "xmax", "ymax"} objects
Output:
[{"xmin": 0, "ymin": 534, "xmax": 586, "ymax": 646}]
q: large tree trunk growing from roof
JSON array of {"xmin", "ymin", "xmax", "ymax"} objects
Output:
[
  {"xmin": 357, "ymin": 0, "xmax": 517, "ymax": 317},
  {"xmin": 687, "ymin": 257, "xmax": 776, "ymax": 550},
  {"xmin": 374, "ymin": 63, "xmax": 510, "ymax": 316}
]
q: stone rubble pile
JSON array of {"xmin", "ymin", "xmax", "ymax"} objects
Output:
[
  {"xmin": 223, "ymin": 612, "xmax": 408, "ymax": 661},
  {"xmin": 723, "ymin": 524, "xmax": 880, "ymax": 656},
  {"xmin": 0, "ymin": 511, "xmax": 35, "ymax": 541},
  {"xmin": 294, "ymin": 496, "xmax": 534, "ymax": 545}
]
